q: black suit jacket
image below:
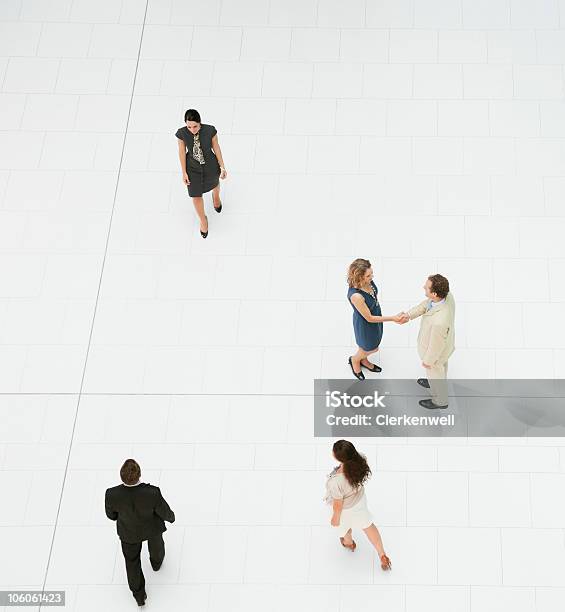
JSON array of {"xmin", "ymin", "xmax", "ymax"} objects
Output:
[{"xmin": 105, "ymin": 483, "xmax": 175, "ymax": 544}]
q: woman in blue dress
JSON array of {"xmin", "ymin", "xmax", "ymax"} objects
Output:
[{"xmin": 347, "ymin": 258, "xmax": 404, "ymax": 380}]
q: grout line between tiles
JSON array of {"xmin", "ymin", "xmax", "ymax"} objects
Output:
[{"xmin": 38, "ymin": 1, "xmax": 151, "ymax": 602}]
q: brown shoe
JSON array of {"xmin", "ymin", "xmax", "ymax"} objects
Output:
[
  {"xmin": 380, "ymin": 554, "xmax": 392, "ymax": 570},
  {"xmin": 340, "ymin": 537, "xmax": 356, "ymax": 552}
]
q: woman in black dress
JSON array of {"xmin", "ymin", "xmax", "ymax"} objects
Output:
[{"xmin": 175, "ymin": 109, "xmax": 227, "ymax": 238}]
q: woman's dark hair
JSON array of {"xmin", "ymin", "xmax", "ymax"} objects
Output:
[
  {"xmin": 184, "ymin": 108, "xmax": 201, "ymax": 123},
  {"xmin": 120, "ymin": 458, "xmax": 141, "ymax": 485},
  {"xmin": 333, "ymin": 440, "xmax": 371, "ymax": 488}
]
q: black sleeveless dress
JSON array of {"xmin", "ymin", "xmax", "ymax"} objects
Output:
[{"xmin": 175, "ymin": 124, "xmax": 221, "ymax": 197}]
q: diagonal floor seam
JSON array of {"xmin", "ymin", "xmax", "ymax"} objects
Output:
[{"xmin": 38, "ymin": 1, "xmax": 150, "ymax": 604}]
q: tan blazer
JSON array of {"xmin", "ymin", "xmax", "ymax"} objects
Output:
[{"xmin": 407, "ymin": 292, "xmax": 455, "ymax": 366}]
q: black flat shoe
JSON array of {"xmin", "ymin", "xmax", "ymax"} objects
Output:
[
  {"xmin": 417, "ymin": 378, "xmax": 430, "ymax": 388},
  {"xmin": 214, "ymin": 201, "xmax": 222, "ymax": 213},
  {"xmin": 361, "ymin": 362, "xmax": 382, "ymax": 373},
  {"xmin": 348, "ymin": 357, "xmax": 365, "ymax": 380},
  {"xmin": 419, "ymin": 399, "xmax": 448, "ymax": 409},
  {"xmin": 200, "ymin": 215, "xmax": 208, "ymax": 238}
]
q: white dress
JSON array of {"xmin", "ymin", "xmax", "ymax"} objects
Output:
[{"xmin": 325, "ymin": 469, "xmax": 373, "ymax": 537}]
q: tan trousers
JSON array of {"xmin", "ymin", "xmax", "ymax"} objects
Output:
[{"xmin": 428, "ymin": 361, "xmax": 449, "ymax": 406}]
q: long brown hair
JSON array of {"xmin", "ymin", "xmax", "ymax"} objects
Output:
[
  {"xmin": 333, "ymin": 440, "xmax": 371, "ymax": 488},
  {"xmin": 347, "ymin": 258, "xmax": 371, "ymax": 289}
]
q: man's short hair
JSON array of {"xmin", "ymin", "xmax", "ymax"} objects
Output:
[
  {"xmin": 428, "ymin": 274, "xmax": 450, "ymax": 299},
  {"xmin": 120, "ymin": 459, "xmax": 141, "ymax": 485}
]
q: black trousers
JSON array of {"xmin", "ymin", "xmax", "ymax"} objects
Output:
[{"xmin": 120, "ymin": 533, "xmax": 165, "ymax": 600}]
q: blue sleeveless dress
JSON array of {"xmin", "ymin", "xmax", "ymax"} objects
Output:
[{"xmin": 347, "ymin": 281, "xmax": 383, "ymax": 351}]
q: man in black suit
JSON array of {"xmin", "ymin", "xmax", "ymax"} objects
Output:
[{"xmin": 105, "ymin": 459, "xmax": 175, "ymax": 606}]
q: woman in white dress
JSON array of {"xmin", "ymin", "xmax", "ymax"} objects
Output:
[{"xmin": 325, "ymin": 439, "xmax": 391, "ymax": 570}]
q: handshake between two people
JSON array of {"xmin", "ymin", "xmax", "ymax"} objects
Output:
[
  {"xmin": 387, "ymin": 311, "xmax": 432, "ymax": 369},
  {"xmin": 392, "ymin": 311, "xmax": 410, "ymax": 324},
  {"xmin": 389, "ymin": 311, "xmax": 430, "ymax": 369}
]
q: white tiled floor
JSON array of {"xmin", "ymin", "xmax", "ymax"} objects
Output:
[{"xmin": 1, "ymin": 0, "xmax": 565, "ymax": 610}]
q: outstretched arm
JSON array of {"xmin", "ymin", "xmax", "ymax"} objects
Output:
[
  {"xmin": 350, "ymin": 293, "xmax": 401, "ymax": 323},
  {"xmin": 395, "ymin": 299, "xmax": 428, "ymax": 325},
  {"xmin": 406, "ymin": 299, "xmax": 428, "ymax": 321}
]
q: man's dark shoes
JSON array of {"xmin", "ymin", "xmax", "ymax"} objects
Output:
[
  {"xmin": 135, "ymin": 592, "xmax": 147, "ymax": 607},
  {"xmin": 419, "ymin": 399, "xmax": 448, "ymax": 409},
  {"xmin": 417, "ymin": 378, "xmax": 430, "ymax": 388},
  {"xmin": 151, "ymin": 560, "xmax": 162, "ymax": 572}
]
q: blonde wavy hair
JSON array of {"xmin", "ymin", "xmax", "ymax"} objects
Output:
[{"xmin": 347, "ymin": 258, "xmax": 371, "ymax": 289}]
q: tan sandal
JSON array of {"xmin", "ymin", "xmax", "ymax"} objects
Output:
[
  {"xmin": 340, "ymin": 537, "xmax": 356, "ymax": 552},
  {"xmin": 380, "ymin": 554, "xmax": 392, "ymax": 570}
]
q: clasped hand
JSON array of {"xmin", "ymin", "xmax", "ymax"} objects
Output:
[{"xmin": 393, "ymin": 312, "xmax": 410, "ymax": 324}]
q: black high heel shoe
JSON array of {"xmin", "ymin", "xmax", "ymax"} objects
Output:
[
  {"xmin": 214, "ymin": 201, "xmax": 222, "ymax": 213},
  {"xmin": 200, "ymin": 215, "xmax": 208, "ymax": 239},
  {"xmin": 348, "ymin": 357, "xmax": 365, "ymax": 380}
]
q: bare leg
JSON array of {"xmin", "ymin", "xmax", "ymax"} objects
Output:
[
  {"xmin": 191, "ymin": 196, "xmax": 207, "ymax": 232},
  {"xmin": 212, "ymin": 183, "xmax": 221, "ymax": 209},
  {"xmin": 351, "ymin": 347, "xmax": 367, "ymax": 373},
  {"xmin": 360, "ymin": 347, "xmax": 379, "ymax": 368},
  {"xmin": 341, "ymin": 528, "xmax": 353, "ymax": 546},
  {"xmin": 362, "ymin": 524, "xmax": 386, "ymax": 557}
]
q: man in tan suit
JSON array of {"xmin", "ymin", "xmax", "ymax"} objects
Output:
[{"xmin": 400, "ymin": 274, "xmax": 455, "ymax": 408}]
